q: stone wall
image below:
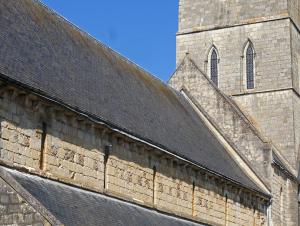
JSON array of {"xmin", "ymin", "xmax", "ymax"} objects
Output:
[
  {"xmin": 108, "ymin": 141, "xmax": 268, "ymax": 226},
  {"xmin": 290, "ymin": 22, "xmax": 300, "ymax": 166},
  {"xmin": 0, "ymin": 177, "xmax": 50, "ymax": 226},
  {"xmin": 175, "ymin": 17, "xmax": 300, "ymax": 168},
  {"xmin": 192, "ymin": 173, "xmax": 266, "ymax": 226},
  {"xmin": 291, "ymin": 22, "xmax": 300, "ymax": 95},
  {"xmin": 0, "ymin": 88, "xmax": 105, "ymax": 192},
  {"xmin": 233, "ymin": 90, "xmax": 297, "ymax": 168},
  {"xmin": 270, "ymin": 164, "xmax": 298, "ymax": 226},
  {"xmin": 169, "ymin": 57, "xmax": 299, "ymax": 225},
  {"xmin": 288, "ymin": 0, "xmax": 300, "ymax": 30},
  {"xmin": 177, "ymin": 0, "xmax": 300, "ymax": 35},
  {"xmin": 155, "ymin": 159, "xmax": 193, "ymax": 218},
  {"xmin": 271, "ymin": 165, "xmax": 288, "ymax": 225},
  {"xmin": 169, "ymin": 57, "xmax": 272, "ymax": 186},
  {"xmin": 175, "ymin": 1, "xmax": 300, "ymax": 225},
  {"xmin": 0, "ymin": 81, "xmax": 268, "ymax": 225},
  {"xmin": 178, "ymin": 0, "xmax": 288, "ymax": 34},
  {"xmin": 293, "ymin": 93, "xmax": 300, "ymax": 166},
  {"xmin": 106, "ymin": 141, "xmax": 154, "ymax": 206},
  {"xmin": 286, "ymin": 175, "xmax": 299, "ymax": 225},
  {"xmin": 176, "ymin": 19, "xmax": 292, "ymax": 95}
]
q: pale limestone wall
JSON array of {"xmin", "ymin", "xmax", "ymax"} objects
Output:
[
  {"xmin": 0, "ymin": 83, "xmax": 268, "ymax": 225},
  {"xmin": 271, "ymin": 166, "xmax": 288, "ymax": 225},
  {"xmin": 0, "ymin": 177, "xmax": 50, "ymax": 226},
  {"xmin": 176, "ymin": 19, "xmax": 292, "ymax": 95},
  {"xmin": 176, "ymin": 1, "xmax": 300, "ymax": 225},
  {"xmin": 106, "ymin": 141, "xmax": 154, "ymax": 205},
  {"xmin": 292, "ymin": 94, "xmax": 300, "ymax": 164},
  {"xmin": 154, "ymin": 159, "xmax": 193, "ymax": 217},
  {"xmin": 288, "ymin": 0, "xmax": 300, "ymax": 30},
  {"xmin": 193, "ymin": 176, "xmax": 226, "ymax": 224},
  {"xmin": 270, "ymin": 165, "xmax": 298, "ymax": 226},
  {"xmin": 232, "ymin": 87, "xmax": 300, "ymax": 225},
  {"xmin": 193, "ymin": 174, "xmax": 266, "ymax": 226},
  {"xmin": 286, "ymin": 177, "xmax": 299, "ymax": 226},
  {"xmin": 176, "ymin": 14, "xmax": 299, "ymax": 168},
  {"xmin": 45, "ymin": 119, "xmax": 104, "ymax": 191},
  {"xmin": 108, "ymin": 139, "xmax": 267, "ymax": 226},
  {"xmin": 233, "ymin": 90, "xmax": 297, "ymax": 168},
  {"xmin": 178, "ymin": 0, "xmax": 288, "ymax": 33},
  {"xmin": 291, "ymin": 21, "xmax": 300, "ymax": 94},
  {"xmin": 169, "ymin": 57, "xmax": 299, "ymax": 225},
  {"xmin": 290, "ymin": 23, "xmax": 300, "ymax": 166},
  {"xmin": 0, "ymin": 89, "xmax": 105, "ymax": 192},
  {"xmin": 169, "ymin": 57, "xmax": 272, "ymax": 186}
]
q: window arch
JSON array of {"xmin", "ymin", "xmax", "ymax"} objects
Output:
[
  {"xmin": 207, "ymin": 46, "xmax": 219, "ymax": 86},
  {"xmin": 244, "ymin": 41, "xmax": 255, "ymax": 89}
]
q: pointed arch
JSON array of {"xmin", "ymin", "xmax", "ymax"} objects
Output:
[
  {"xmin": 243, "ymin": 40, "xmax": 255, "ymax": 90},
  {"xmin": 207, "ymin": 45, "xmax": 219, "ymax": 86}
]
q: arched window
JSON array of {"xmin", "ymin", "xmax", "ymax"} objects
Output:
[
  {"xmin": 210, "ymin": 49, "xmax": 218, "ymax": 86},
  {"xmin": 246, "ymin": 43, "xmax": 255, "ymax": 89}
]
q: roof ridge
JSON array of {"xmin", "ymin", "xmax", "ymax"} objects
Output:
[
  {"xmin": 34, "ymin": 0, "xmax": 168, "ymax": 87},
  {"xmin": 0, "ymin": 0, "xmax": 267, "ymax": 194},
  {"xmin": 0, "ymin": 72, "xmax": 267, "ymax": 195}
]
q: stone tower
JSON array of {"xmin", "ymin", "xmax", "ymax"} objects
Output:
[{"xmin": 174, "ymin": 0, "xmax": 300, "ymax": 170}]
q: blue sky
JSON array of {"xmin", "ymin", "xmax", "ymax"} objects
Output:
[{"xmin": 40, "ymin": 1, "xmax": 179, "ymax": 81}]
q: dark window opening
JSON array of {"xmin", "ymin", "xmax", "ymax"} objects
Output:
[
  {"xmin": 211, "ymin": 49, "xmax": 218, "ymax": 86},
  {"xmin": 246, "ymin": 44, "xmax": 254, "ymax": 89}
]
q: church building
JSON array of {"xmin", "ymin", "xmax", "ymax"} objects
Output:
[{"xmin": 0, "ymin": 0, "xmax": 299, "ymax": 225}]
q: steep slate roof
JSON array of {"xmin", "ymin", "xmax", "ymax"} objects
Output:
[
  {"xmin": 0, "ymin": 0, "xmax": 262, "ymax": 192},
  {"xmin": 0, "ymin": 167, "xmax": 205, "ymax": 226}
]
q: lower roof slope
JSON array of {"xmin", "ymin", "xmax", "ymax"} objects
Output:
[
  {"xmin": 0, "ymin": 0, "xmax": 261, "ymax": 192},
  {"xmin": 3, "ymin": 167, "xmax": 205, "ymax": 226}
]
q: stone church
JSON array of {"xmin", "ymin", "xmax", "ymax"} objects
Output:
[{"xmin": 0, "ymin": 0, "xmax": 298, "ymax": 225}]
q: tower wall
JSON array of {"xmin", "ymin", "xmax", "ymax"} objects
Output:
[
  {"xmin": 176, "ymin": 3, "xmax": 300, "ymax": 168},
  {"xmin": 233, "ymin": 90, "xmax": 296, "ymax": 167},
  {"xmin": 288, "ymin": 0, "xmax": 300, "ymax": 30},
  {"xmin": 174, "ymin": 1, "xmax": 300, "ymax": 224},
  {"xmin": 178, "ymin": 0, "xmax": 288, "ymax": 34},
  {"xmin": 176, "ymin": 19, "xmax": 292, "ymax": 95}
]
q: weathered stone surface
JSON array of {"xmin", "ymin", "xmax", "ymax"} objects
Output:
[
  {"xmin": 0, "ymin": 177, "xmax": 50, "ymax": 225},
  {"xmin": 178, "ymin": 0, "xmax": 289, "ymax": 33},
  {"xmin": 176, "ymin": 19, "xmax": 292, "ymax": 95},
  {"xmin": 2, "ymin": 0, "xmax": 293, "ymax": 225},
  {"xmin": 0, "ymin": 82, "xmax": 268, "ymax": 225},
  {"xmin": 169, "ymin": 57, "xmax": 272, "ymax": 186},
  {"xmin": 173, "ymin": 1, "xmax": 300, "ymax": 225}
]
